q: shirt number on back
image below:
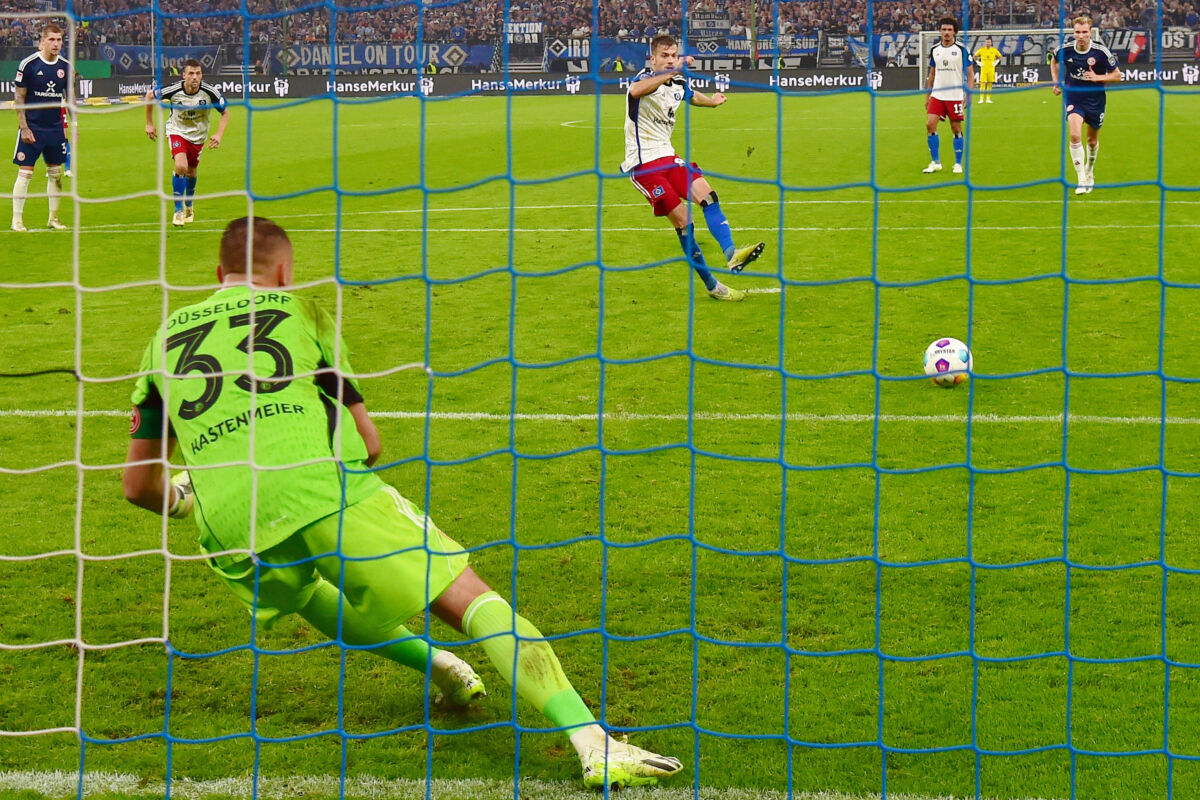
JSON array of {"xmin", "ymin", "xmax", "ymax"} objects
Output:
[{"xmin": 165, "ymin": 310, "xmax": 294, "ymax": 420}]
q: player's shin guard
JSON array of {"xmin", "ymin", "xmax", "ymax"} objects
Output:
[
  {"xmin": 952, "ymin": 134, "xmax": 964, "ymax": 165},
  {"xmin": 675, "ymin": 224, "xmax": 717, "ymax": 291},
  {"xmin": 927, "ymin": 133, "xmax": 940, "ymax": 163},
  {"xmin": 185, "ymin": 176, "xmax": 197, "ymax": 207},
  {"xmin": 298, "ymin": 579, "xmax": 435, "ymax": 672},
  {"xmin": 699, "ymin": 192, "xmax": 736, "ymax": 260},
  {"xmin": 171, "ymin": 174, "xmax": 187, "ymax": 212},
  {"xmin": 12, "ymin": 170, "xmax": 31, "ymax": 223},
  {"xmin": 463, "ymin": 591, "xmax": 595, "ymax": 733},
  {"xmin": 46, "ymin": 165, "xmax": 62, "ymax": 220}
]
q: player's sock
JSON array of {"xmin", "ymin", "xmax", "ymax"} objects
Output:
[
  {"xmin": 12, "ymin": 170, "xmax": 31, "ymax": 223},
  {"xmin": 46, "ymin": 165, "xmax": 62, "ymax": 220},
  {"xmin": 171, "ymin": 174, "xmax": 186, "ymax": 213},
  {"xmin": 952, "ymin": 133, "xmax": 964, "ymax": 165},
  {"xmin": 675, "ymin": 224, "xmax": 718, "ymax": 291},
  {"xmin": 1086, "ymin": 143, "xmax": 1099, "ymax": 175},
  {"xmin": 463, "ymin": 590, "xmax": 595, "ymax": 734},
  {"xmin": 927, "ymin": 133, "xmax": 939, "ymax": 163},
  {"xmin": 185, "ymin": 175, "xmax": 197, "ymax": 207},
  {"xmin": 298, "ymin": 579, "xmax": 434, "ymax": 672},
  {"xmin": 698, "ymin": 191, "xmax": 736, "ymax": 260},
  {"xmin": 1069, "ymin": 141, "xmax": 1087, "ymax": 181}
]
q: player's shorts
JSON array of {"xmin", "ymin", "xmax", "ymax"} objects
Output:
[
  {"xmin": 207, "ymin": 485, "xmax": 469, "ymax": 630},
  {"xmin": 169, "ymin": 135, "xmax": 204, "ymax": 168},
  {"xmin": 631, "ymin": 155, "xmax": 703, "ymax": 217},
  {"xmin": 12, "ymin": 126, "xmax": 67, "ymax": 167},
  {"xmin": 1064, "ymin": 100, "xmax": 1105, "ymax": 129},
  {"xmin": 980, "ymin": 67, "xmax": 996, "ymax": 83},
  {"xmin": 926, "ymin": 95, "xmax": 965, "ymax": 122}
]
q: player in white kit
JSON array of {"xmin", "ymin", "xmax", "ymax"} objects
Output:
[
  {"xmin": 923, "ymin": 18, "xmax": 975, "ymax": 174},
  {"xmin": 144, "ymin": 59, "xmax": 230, "ymax": 227}
]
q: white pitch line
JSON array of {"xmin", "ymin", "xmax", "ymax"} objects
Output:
[
  {"xmin": 0, "ymin": 770, "xmax": 1062, "ymax": 800},
  {"xmin": 2, "ymin": 409, "xmax": 1198, "ymax": 425}
]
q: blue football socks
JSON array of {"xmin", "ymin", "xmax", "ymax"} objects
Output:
[
  {"xmin": 675, "ymin": 224, "xmax": 717, "ymax": 291},
  {"xmin": 702, "ymin": 200, "xmax": 736, "ymax": 261},
  {"xmin": 171, "ymin": 174, "xmax": 186, "ymax": 212},
  {"xmin": 185, "ymin": 176, "xmax": 197, "ymax": 207},
  {"xmin": 927, "ymin": 133, "xmax": 940, "ymax": 163},
  {"xmin": 953, "ymin": 133, "xmax": 964, "ymax": 165}
]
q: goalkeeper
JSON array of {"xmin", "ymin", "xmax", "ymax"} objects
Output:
[{"xmin": 122, "ymin": 216, "xmax": 682, "ymax": 789}]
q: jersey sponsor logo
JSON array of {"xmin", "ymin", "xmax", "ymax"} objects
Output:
[{"xmin": 130, "ymin": 405, "xmax": 142, "ymax": 435}]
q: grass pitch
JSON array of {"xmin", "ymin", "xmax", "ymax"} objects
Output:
[{"xmin": 1, "ymin": 82, "xmax": 1199, "ymax": 800}]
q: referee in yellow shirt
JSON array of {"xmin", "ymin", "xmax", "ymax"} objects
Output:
[{"xmin": 975, "ymin": 37, "xmax": 1001, "ymax": 102}]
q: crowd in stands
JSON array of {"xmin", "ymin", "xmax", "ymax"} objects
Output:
[{"xmin": 0, "ymin": 0, "xmax": 1196, "ymax": 47}]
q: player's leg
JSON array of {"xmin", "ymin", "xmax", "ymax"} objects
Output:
[
  {"xmin": 183, "ymin": 164, "xmax": 198, "ymax": 223},
  {"xmin": 1066, "ymin": 112, "xmax": 1088, "ymax": 193},
  {"xmin": 11, "ymin": 161, "xmax": 34, "ymax": 232},
  {"xmin": 923, "ymin": 108, "xmax": 942, "ymax": 171},
  {"xmin": 1084, "ymin": 121, "xmax": 1101, "ymax": 187},
  {"xmin": 949, "ymin": 117, "xmax": 965, "ymax": 173},
  {"xmin": 689, "ymin": 176, "xmax": 763, "ymax": 274},
  {"xmin": 170, "ymin": 142, "xmax": 188, "ymax": 224},
  {"xmin": 44, "ymin": 136, "xmax": 67, "ymax": 229},
  {"xmin": 432, "ymin": 567, "xmax": 683, "ymax": 788}
]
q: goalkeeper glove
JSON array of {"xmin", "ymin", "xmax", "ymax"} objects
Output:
[{"xmin": 167, "ymin": 471, "xmax": 194, "ymax": 518}]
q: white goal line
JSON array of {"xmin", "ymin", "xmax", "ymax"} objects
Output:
[
  {"xmin": 2, "ymin": 409, "xmax": 1199, "ymax": 425},
  {"xmin": 0, "ymin": 771, "xmax": 1061, "ymax": 800}
]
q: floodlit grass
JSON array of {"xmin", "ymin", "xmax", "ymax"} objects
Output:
[{"xmin": 1, "ymin": 82, "xmax": 1199, "ymax": 799}]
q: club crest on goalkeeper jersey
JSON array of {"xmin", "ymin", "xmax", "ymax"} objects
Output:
[
  {"xmin": 130, "ymin": 286, "xmax": 383, "ymax": 567},
  {"xmin": 157, "ymin": 81, "xmax": 226, "ymax": 144},
  {"xmin": 622, "ymin": 69, "xmax": 693, "ymax": 173}
]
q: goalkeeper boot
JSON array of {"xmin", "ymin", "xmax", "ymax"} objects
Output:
[
  {"xmin": 47, "ymin": 217, "xmax": 67, "ymax": 230},
  {"xmin": 726, "ymin": 241, "xmax": 764, "ymax": 273},
  {"xmin": 707, "ymin": 283, "xmax": 746, "ymax": 302},
  {"xmin": 922, "ymin": 161, "xmax": 943, "ymax": 173},
  {"xmin": 173, "ymin": 210, "xmax": 185, "ymax": 227},
  {"xmin": 579, "ymin": 735, "xmax": 683, "ymax": 789},
  {"xmin": 183, "ymin": 206, "xmax": 195, "ymax": 224},
  {"xmin": 430, "ymin": 651, "xmax": 486, "ymax": 707}
]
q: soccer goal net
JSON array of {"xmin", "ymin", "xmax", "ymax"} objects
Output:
[{"xmin": 2, "ymin": 2, "xmax": 1199, "ymax": 800}]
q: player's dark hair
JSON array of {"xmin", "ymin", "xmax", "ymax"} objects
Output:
[
  {"xmin": 41, "ymin": 23, "xmax": 63, "ymax": 38},
  {"xmin": 650, "ymin": 34, "xmax": 678, "ymax": 54},
  {"xmin": 938, "ymin": 17, "xmax": 959, "ymax": 32},
  {"xmin": 221, "ymin": 217, "xmax": 291, "ymax": 274},
  {"xmin": 183, "ymin": 58, "xmax": 203, "ymax": 71}
]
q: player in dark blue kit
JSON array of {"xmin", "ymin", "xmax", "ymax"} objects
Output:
[
  {"xmin": 11, "ymin": 23, "xmax": 71, "ymax": 232},
  {"xmin": 1050, "ymin": 16, "xmax": 1122, "ymax": 195}
]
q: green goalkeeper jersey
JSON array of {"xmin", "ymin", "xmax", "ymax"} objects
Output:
[{"xmin": 131, "ymin": 285, "xmax": 383, "ymax": 568}]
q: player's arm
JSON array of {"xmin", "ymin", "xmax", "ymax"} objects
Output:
[
  {"xmin": 689, "ymin": 89, "xmax": 726, "ymax": 108},
  {"xmin": 144, "ymin": 90, "xmax": 157, "ymax": 140},
  {"xmin": 15, "ymin": 86, "xmax": 35, "ymax": 143},
  {"xmin": 1084, "ymin": 65, "xmax": 1122, "ymax": 83},
  {"xmin": 123, "ymin": 436, "xmax": 191, "ymax": 517},
  {"xmin": 967, "ymin": 64, "xmax": 976, "ymax": 91},
  {"xmin": 1049, "ymin": 54, "xmax": 1061, "ymax": 95},
  {"xmin": 925, "ymin": 63, "xmax": 936, "ymax": 92},
  {"xmin": 347, "ymin": 402, "xmax": 381, "ymax": 466},
  {"xmin": 208, "ymin": 107, "xmax": 230, "ymax": 149},
  {"xmin": 629, "ymin": 57, "xmax": 693, "ymax": 98}
]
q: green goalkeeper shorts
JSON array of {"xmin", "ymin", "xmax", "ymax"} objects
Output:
[{"xmin": 208, "ymin": 485, "xmax": 469, "ymax": 630}]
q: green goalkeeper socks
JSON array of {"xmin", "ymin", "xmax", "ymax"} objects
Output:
[
  {"xmin": 463, "ymin": 590, "xmax": 595, "ymax": 733},
  {"xmin": 298, "ymin": 579, "xmax": 435, "ymax": 673}
]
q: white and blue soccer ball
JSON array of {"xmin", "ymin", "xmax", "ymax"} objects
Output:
[{"xmin": 923, "ymin": 337, "xmax": 973, "ymax": 388}]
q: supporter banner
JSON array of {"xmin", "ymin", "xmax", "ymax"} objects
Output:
[
  {"xmin": 505, "ymin": 22, "xmax": 543, "ymax": 45},
  {"xmin": 1161, "ymin": 27, "xmax": 1200, "ymax": 61},
  {"xmin": 687, "ymin": 11, "xmax": 730, "ymax": 48},
  {"xmin": 99, "ymin": 44, "xmax": 222, "ymax": 76},
  {"xmin": 83, "ymin": 64, "xmax": 1200, "ymax": 100},
  {"xmin": 266, "ymin": 43, "xmax": 494, "ymax": 74}
]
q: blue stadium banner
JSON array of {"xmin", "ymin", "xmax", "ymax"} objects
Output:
[
  {"xmin": 266, "ymin": 43, "xmax": 494, "ymax": 74},
  {"xmin": 99, "ymin": 44, "xmax": 222, "ymax": 76}
]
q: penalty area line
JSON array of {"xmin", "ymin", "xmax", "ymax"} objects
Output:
[
  {"xmin": 3, "ymin": 409, "xmax": 1200, "ymax": 425},
  {"xmin": 0, "ymin": 771, "xmax": 1057, "ymax": 800}
]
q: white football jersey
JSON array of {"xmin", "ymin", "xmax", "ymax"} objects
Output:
[
  {"xmin": 928, "ymin": 42, "xmax": 972, "ymax": 102},
  {"xmin": 158, "ymin": 81, "xmax": 227, "ymax": 144},
  {"xmin": 622, "ymin": 69, "xmax": 691, "ymax": 172}
]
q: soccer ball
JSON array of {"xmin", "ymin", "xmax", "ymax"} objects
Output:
[{"xmin": 923, "ymin": 337, "xmax": 973, "ymax": 388}]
